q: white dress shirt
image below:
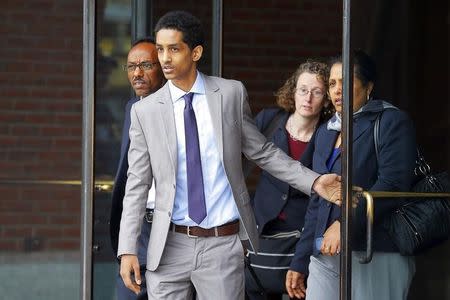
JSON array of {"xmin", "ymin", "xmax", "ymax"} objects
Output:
[{"xmin": 169, "ymin": 72, "xmax": 239, "ymax": 228}]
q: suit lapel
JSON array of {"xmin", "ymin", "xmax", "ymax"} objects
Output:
[
  {"xmin": 157, "ymin": 84, "xmax": 178, "ymax": 174},
  {"xmin": 203, "ymin": 75, "xmax": 224, "ymax": 161}
]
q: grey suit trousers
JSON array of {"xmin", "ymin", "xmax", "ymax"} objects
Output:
[{"xmin": 145, "ymin": 230, "xmax": 245, "ymax": 300}]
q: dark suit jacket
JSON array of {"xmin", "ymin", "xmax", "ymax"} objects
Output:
[
  {"xmin": 110, "ymin": 97, "xmax": 139, "ymax": 257},
  {"xmin": 252, "ymin": 108, "xmax": 315, "ymax": 234},
  {"xmin": 290, "ymin": 105, "xmax": 417, "ymax": 274}
]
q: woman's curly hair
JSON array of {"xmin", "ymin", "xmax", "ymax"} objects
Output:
[{"xmin": 275, "ymin": 60, "xmax": 331, "ymax": 117}]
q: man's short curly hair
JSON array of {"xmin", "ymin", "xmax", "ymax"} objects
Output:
[
  {"xmin": 155, "ymin": 10, "xmax": 204, "ymax": 50},
  {"xmin": 275, "ymin": 60, "xmax": 330, "ymax": 113}
]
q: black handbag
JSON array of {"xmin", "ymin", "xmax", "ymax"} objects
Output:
[
  {"xmin": 245, "ymin": 230, "xmax": 300, "ymax": 295},
  {"xmin": 374, "ymin": 112, "xmax": 450, "ymax": 255}
]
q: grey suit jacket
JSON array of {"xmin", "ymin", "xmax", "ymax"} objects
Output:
[{"xmin": 117, "ymin": 73, "xmax": 319, "ymax": 271}]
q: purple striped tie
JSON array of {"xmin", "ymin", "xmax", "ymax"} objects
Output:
[{"xmin": 183, "ymin": 92, "xmax": 207, "ymax": 224}]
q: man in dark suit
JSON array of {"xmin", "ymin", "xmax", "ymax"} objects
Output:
[{"xmin": 109, "ymin": 37, "xmax": 165, "ymax": 300}]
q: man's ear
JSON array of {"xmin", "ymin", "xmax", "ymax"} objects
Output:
[{"xmin": 192, "ymin": 45, "xmax": 203, "ymax": 62}]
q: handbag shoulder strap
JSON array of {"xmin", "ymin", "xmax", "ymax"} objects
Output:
[
  {"xmin": 374, "ymin": 109, "xmax": 431, "ymax": 181},
  {"xmin": 374, "ymin": 113, "xmax": 381, "ymax": 162}
]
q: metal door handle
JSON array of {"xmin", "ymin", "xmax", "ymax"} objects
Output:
[
  {"xmin": 358, "ymin": 191, "xmax": 373, "ymax": 264},
  {"xmin": 0, "ymin": 179, "xmax": 114, "ymax": 192}
]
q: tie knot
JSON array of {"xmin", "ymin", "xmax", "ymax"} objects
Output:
[{"xmin": 183, "ymin": 92, "xmax": 194, "ymax": 106}]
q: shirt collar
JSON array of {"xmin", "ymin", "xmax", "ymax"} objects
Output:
[{"xmin": 168, "ymin": 71, "xmax": 206, "ymax": 104}]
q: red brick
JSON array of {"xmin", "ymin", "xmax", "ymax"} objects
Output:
[
  {"xmin": 60, "ymin": 89, "xmax": 81, "ymax": 99},
  {"xmin": 21, "ymin": 188, "xmax": 51, "ymax": 200},
  {"xmin": 47, "ymin": 239, "xmax": 79, "ymax": 250},
  {"xmin": 7, "ymin": 151, "xmax": 39, "ymax": 161},
  {"xmin": 0, "ymin": 136, "xmax": 18, "ymax": 146},
  {"xmin": 24, "ymin": 114, "xmax": 54, "ymax": 124},
  {"xmin": 0, "ymin": 88, "xmax": 31, "ymax": 98},
  {"xmin": 0, "ymin": 187, "xmax": 20, "ymax": 200},
  {"xmin": 0, "ymin": 200, "xmax": 32, "ymax": 212},
  {"xmin": 36, "ymin": 199, "xmax": 63, "ymax": 212},
  {"xmin": 0, "ymin": 213, "xmax": 47, "ymax": 225},
  {"xmin": 0, "ymin": 240, "xmax": 19, "ymax": 251},
  {"xmin": 18, "ymin": 137, "xmax": 52, "ymax": 148},
  {"xmin": 40, "ymin": 126, "xmax": 69, "ymax": 136},
  {"xmin": 55, "ymin": 114, "xmax": 81, "ymax": 124},
  {"xmin": 63, "ymin": 226, "xmax": 80, "ymax": 238},
  {"xmin": 11, "ymin": 125, "xmax": 40, "ymax": 135},
  {"xmin": 34, "ymin": 227, "xmax": 63, "ymax": 238},
  {"xmin": 14, "ymin": 101, "xmax": 44, "ymax": 110},
  {"xmin": 52, "ymin": 137, "xmax": 80, "ymax": 148},
  {"xmin": 65, "ymin": 197, "xmax": 82, "ymax": 211},
  {"xmin": 2, "ymin": 226, "xmax": 33, "ymax": 238},
  {"xmin": 49, "ymin": 215, "xmax": 79, "ymax": 225}
]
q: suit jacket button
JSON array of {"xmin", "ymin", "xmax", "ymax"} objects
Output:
[
  {"xmin": 281, "ymin": 194, "xmax": 288, "ymax": 201},
  {"xmin": 168, "ymin": 211, "xmax": 171, "ymax": 217}
]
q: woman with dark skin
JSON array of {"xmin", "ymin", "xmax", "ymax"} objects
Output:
[{"xmin": 286, "ymin": 50, "xmax": 417, "ymax": 300}]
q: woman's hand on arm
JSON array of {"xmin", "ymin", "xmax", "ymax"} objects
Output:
[{"xmin": 321, "ymin": 220, "xmax": 341, "ymax": 256}]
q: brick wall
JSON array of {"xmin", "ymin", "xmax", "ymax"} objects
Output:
[
  {"xmin": 223, "ymin": 0, "xmax": 341, "ymax": 112},
  {"xmin": 0, "ymin": 0, "xmax": 83, "ymax": 251}
]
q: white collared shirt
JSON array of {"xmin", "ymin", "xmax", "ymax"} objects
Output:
[{"xmin": 168, "ymin": 72, "xmax": 239, "ymax": 227}]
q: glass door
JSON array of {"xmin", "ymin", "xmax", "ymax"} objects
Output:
[
  {"xmin": 345, "ymin": 1, "xmax": 450, "ymax": 299},
  {"xmin": 0, "ymin": 1, "xmax": 85, "ymax": 299}
]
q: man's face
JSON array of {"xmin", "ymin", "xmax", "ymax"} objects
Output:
[
  {"xmin": 126, "ymin": 42, "xmax": 164, "ymax": 97},
  {"xmin": 156, "ymin": 29, "xmax": 202, "ymax": 89}
]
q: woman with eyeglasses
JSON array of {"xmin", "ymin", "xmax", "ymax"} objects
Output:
[
  {"xmin": 286, "ymin": 50, "xmax": 417, "ymax": 300},
  {"xmin": 245, "ymin": 60, "xmax": 333, "ymax": 300}
]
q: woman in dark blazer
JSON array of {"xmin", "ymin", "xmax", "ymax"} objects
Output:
[
  {"xmin": 245, "ymin": 60, "xmax": 332, "ymax": 300},
  {"xmin": 286, "ymin": 50, "xmax": 417, "ymax": 300}
]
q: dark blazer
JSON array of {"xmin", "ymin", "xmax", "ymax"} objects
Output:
[
  {"xmin": 290, "ymin": 106, "xmax": 417, "ymax": 274},
  {"xmin": 252, "ymin": 108, "xmax": 315, "ymax": 234},
  {"xmin": 110, "ymin": 97, "xmax": 139, "ymax": 257}
]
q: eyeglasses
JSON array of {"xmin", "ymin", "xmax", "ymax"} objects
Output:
[
  {"xmin": 122, "ymin": 61, "xmax": 159, "ymax": 72},
  {"xmin": 295, "ymin": 87, "xmax": 325, "ymax": 99}
]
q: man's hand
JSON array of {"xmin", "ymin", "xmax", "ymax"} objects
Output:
[
  {"xmin": 119, "ymin": 254, "xmax": 142, "ymax": 294},
  {"xmin": 312, "ymin": 174, "xmax": 342, "ymax": 205},
  {"xmin": 321, "ymin": 220, "xmax": 340, "ymax": 256},
  {"xmin": 285, "ymin": 270, "xmax": 306, "ymax": 299}
]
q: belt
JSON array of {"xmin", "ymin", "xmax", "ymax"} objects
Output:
[
  {"xmin": 170, "ymin": 220, "xmax": 239, "ymax": 238},
  {"xmin": 144, "ymin": 208, "xmax": 154, "ymax": 223}
]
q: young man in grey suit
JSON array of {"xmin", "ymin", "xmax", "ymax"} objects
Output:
[
  {"xmin": 109, "ymin": 37, "xmax": 164, "ymax": 300},
  {"xmin": 118, "ymin": 10, "xmax": 341, "ymax": 300}
]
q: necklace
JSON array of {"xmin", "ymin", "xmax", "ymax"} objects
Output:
[{"xmin": 286, "ymin": 116, "xmax": 316, "ymax": 142}]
